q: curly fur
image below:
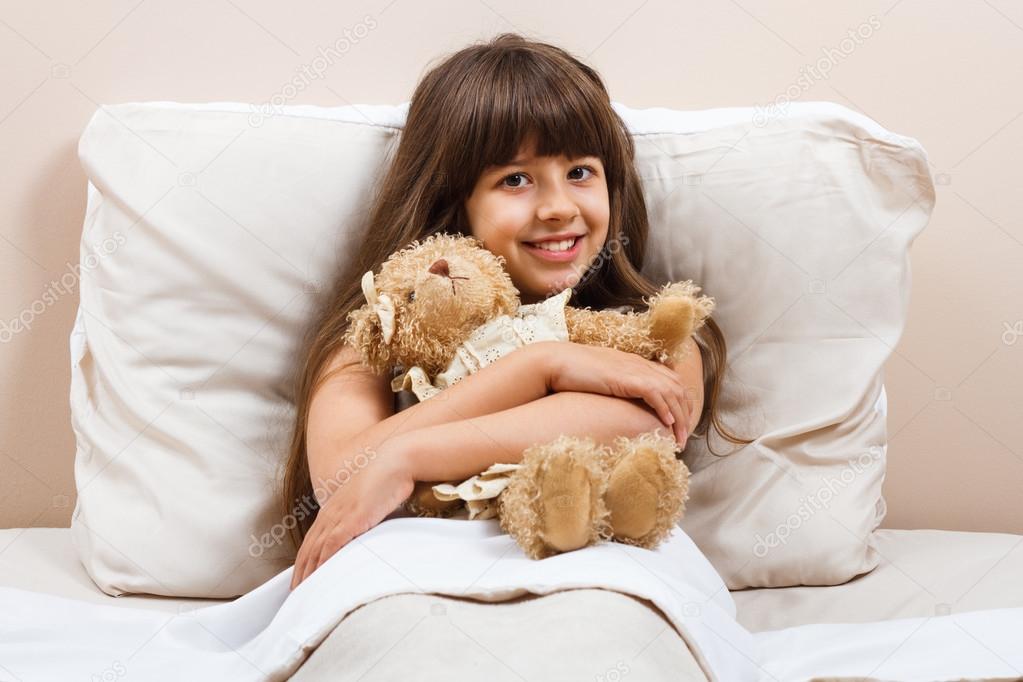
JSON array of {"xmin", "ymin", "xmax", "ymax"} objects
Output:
[
  {"xmin": 654, "ymin": 280, "xmax": 716, "ymax": 365},
  {"xmin": 346, "ymin": 232, "xmax": 714, "ymax": 377},
  {"xmin": 656, "ymin": 279, "xmax": 716, "ymax": 326},
  {"xmin": 344, "ymin": 232, "xmax": 706, "ymax": 559},
  {"xmin": 343, "ymin": 232, "xmax": 521, "ymax": 377},
  {"xmin": 563, "ymin": 279, "xmax": 715, "ymax": 364},
  {"xmin": 601, "ymin": 429, "xmax": 691, "ymax": 549},
  {"xmin": 498, "ymin": 434, "xmax": 612, "ymax": 560}
]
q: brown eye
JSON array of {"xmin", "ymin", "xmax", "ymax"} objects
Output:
[
  {"xmin": 569, "ymin": 165, "xmax": 596, "ymax": 181},
  {"xmin": 502, "ymin": 172, "xmax": 528, "ymax": 189},
  {"xmin": 407, "ymin": 290, "xmax": 416, "ymax": 303}
]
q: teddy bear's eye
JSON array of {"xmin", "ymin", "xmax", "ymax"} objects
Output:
[{"xmin": 407, "ymin": 290, "xmax": 416, "ymax": 303}]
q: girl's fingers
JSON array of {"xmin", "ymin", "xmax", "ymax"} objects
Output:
[
  {"xmin": 649, "ymin": 359, "xmax": 683, "ymax": 384},
  {"xmin": 645, "ymin": 358, "xmax": 689, "ymax": 400},
  {"xmin": 648, "ymin": 362, "xmax": 693, "ymax": 446},
  {"xmin": 310, "ymin": 539, "xmax": 327, "ymax": 580},
  {"xmin": 314, "ymin": 528, "xmax": 353, "ymax": 578},
  {"xmin": 293, "ymin": 517, "xmax": 325, "ymax": 590},
  {"xmin": 647, "ymin": 391, "xmax": 674, "ymax": 428},
  {"xmin": 296, "ymin": 529, "xmax": 319, "ymax": 587},
  {"xmin": 293, "ymin": 546, "xmax": 310, "ymax": 590},
  {"xmin": 637, "ymin": 368, "xmax": 689, "ymax": 446},
  {"xmin": 291, "ymin": 547, "xmax": 305, "ymax": 589},
  {"xmin": 665, "ymin": 393, "xmax": 688, "ymax": 446}
]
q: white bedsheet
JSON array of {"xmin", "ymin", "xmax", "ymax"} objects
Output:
[
  {"xmin": 1, "ymin": 517, "xmax": 1020, "ymax": 682},
  {"xmin": 756, "ymin": 610, "xmax": 1023, "ymax": 680}
]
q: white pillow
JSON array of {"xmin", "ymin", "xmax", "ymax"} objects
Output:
[
  {"xmin": 70, "ymin": 102, "xmax": 407, "ymax": 597},
  {"xmin": 69, "ymin": 99, "xmax": 932, "ymax": 597},
  {"xmin": 628, "ymin": 102, "xmax": 929, "ymax": 588}
]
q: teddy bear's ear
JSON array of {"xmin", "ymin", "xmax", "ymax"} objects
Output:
[
  {"xmin": 343, "ymin": 304, "xmax": 393, "ymax": 375},
  {"xmin": 375, "ymin": 294, "xmax": 396, "ymax": 344},
  {"xmin": 360, "ymin": 270, "xmax": 396, "ymax": 345}
]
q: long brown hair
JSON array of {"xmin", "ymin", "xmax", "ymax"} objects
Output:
[{"xmin": 280, "ymin": 32, "xmax": 753, "ymax": 551}]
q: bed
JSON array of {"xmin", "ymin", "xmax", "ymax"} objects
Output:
[
  {"xmin": 5, "ymin": 520, "xmax": 1023, "ymax": 629},
  {"xmin": 4, "ymin": 99, "xmax": 1021, "ymax": 681},
  {"xmin": 2, "ymin": 525, "xmax": 1022, "ymax": 680}
]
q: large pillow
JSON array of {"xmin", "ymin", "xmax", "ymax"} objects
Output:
[
  {"xmin": 69, "ymin": 99, "xmax": 933, "ymax": 597},
  {"xmin": 628, "ymin": 103, "xmax": 931, "ymax": 588}
]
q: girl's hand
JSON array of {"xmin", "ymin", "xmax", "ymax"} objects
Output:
[
  {"xmin": 290, "ymin": 443, "xmax": 414, "ymax": 591},
  {"xmin": 536, "ymin": 340, "xmax": 696, "ymax": 447}
]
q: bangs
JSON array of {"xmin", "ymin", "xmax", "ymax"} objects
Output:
[{"xmin": 450, "ymin": 50, "xmax": 616, "ymax": 194}]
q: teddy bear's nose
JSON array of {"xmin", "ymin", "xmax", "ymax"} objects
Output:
[{"xmin": 428, "ymin": 258, "xmax": 450, "ymax": 278}]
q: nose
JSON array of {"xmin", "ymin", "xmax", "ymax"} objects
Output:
[
  {"xmin": 428, "ymin": 258, "xmax": 450, "ymax": 278},
  {"xmin": 537, "ymin": 181, "xmax": 580, "ymax": 223}
]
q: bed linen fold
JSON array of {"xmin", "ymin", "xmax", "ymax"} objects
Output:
[
  {"xmin": 0, "ymin": 517, "xmax": 757, "ymax": 682},
  {"xmin": 1, "ymin": 517, "xmax": 1021, "ymax": 682}
]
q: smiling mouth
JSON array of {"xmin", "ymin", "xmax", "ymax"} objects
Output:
[
  {"xmin": 524, "ymin": 236, "xmax": 581, "ymax": 252},
  {"xmin": 522, "ymin": 235, "xmax": 584, "ymax": 261}
]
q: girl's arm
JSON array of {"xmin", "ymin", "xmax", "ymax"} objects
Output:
[
  {"xmin": 307, "ymin": 341, "xmax": 554, "ymax": 500},
  {"xmin": 397, "ymin": 391, "xmax": 678, "ymax": 483},
  {"xmin": 292, "ymin": 337, "xmax": 703, "ymax": 591},
  {"xmin": 400, "ymin": 336, "xmax": 705, "ymax": 482},
  {"xmin": 308, "ymin": 337, "xmax": 702, "ymax": 498}
]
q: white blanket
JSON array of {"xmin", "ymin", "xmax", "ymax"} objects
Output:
[{"xmin": 1, "ymin": 518, "xmax": 1021, "ymax": 682}]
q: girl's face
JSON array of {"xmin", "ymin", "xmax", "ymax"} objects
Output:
[{"xmin": 464, "ymin": 138, "xmax": 610, "ymax": 304}]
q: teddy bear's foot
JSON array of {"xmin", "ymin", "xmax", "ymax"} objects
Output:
[
  {"xmin": 498, "ymin": 435, "xmax": 611, "ymax": 560},
  {"xmin": 604, "ymin": 430, "xmax": 690, "ymax": 549},
  {"xmin": 539, "ymin": 449, "xmax": 601, "ymax": 552},
  {"xmin": 404, "ymin": 480, "xmax": 464, "ymax": 518}
]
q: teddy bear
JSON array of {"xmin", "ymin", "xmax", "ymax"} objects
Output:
[{"xmin": 344, "ymin": 231, "xmax": 715, "ymax": 558}]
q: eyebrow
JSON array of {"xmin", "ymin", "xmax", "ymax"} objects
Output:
[
  {"xmin": 494, "ymin": 157, "xmax": 531, "ymax": 168},
  {"xmin": 491, "ymin": 154, "xmax": 598, "ymax": 171}
]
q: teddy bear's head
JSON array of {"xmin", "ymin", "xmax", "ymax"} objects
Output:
[{"xmin": 344, "ymin": 232, "xmax": 521, "ymax": 376}]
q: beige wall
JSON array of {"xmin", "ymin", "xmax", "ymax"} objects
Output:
[{"xmin": 1, "ymin": 1, "xmax": 1020, "ymax": 533}]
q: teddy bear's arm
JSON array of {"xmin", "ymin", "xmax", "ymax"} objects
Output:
[
  {"xmin": 563, "ymin": 306, "xmax": 666, "ymax": 359},
  {"xmin": 563, "ymin": 281, "xmax": 714, "ymax": 364}
]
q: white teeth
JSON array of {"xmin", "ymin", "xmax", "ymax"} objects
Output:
[{"xmin": 531, "ymin": 237, "xmax": 577, "ymax": 252}]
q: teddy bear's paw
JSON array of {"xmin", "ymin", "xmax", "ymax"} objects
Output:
[
  {"xmin": 605, "ymin": 431, "xmax": 691, "ymax": 549},
  {"xmin": 656, "ymin": 282, "xmax": 715, "ymax": 326},
  {"xmin": 647, "ymin": 295, "xmax": 696, "ymax": 355},
  {"xmin": 498, "ymin": 435, "xmax": 611, "ymax": 559}
]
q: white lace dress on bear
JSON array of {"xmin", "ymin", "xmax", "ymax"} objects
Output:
[{"xmin": 390, "ymin": 287, "xmax": 575, "ymax": 519}]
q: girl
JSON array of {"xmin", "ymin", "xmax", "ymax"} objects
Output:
[{"xmin": 285, "ymin": 33, "xmax": 752, "ymax": 590}]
